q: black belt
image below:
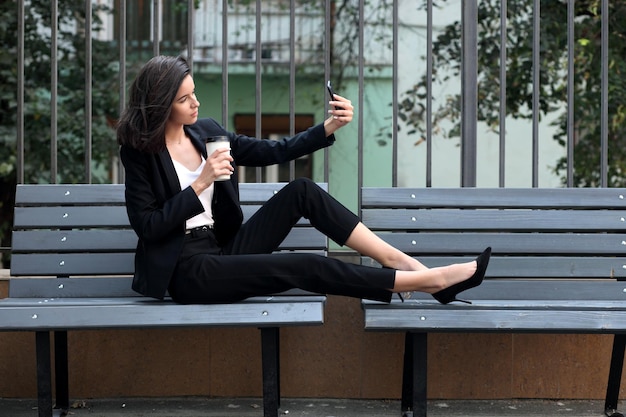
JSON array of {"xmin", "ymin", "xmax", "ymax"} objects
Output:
[{"xmin": 185, "ymin": 225, "xmax": 214, "ymax": 237}]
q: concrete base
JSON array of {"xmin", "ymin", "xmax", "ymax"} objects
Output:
[{"xmin": 0, "ymin": 398, "xmax": 612, "ymax": 417}]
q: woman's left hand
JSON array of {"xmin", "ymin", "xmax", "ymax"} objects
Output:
[{"xmin": 324, "ymin": 94, "xmax": 354, "ymax": 136}]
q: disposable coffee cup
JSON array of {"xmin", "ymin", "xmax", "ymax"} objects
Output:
[{"xmin": 206, "ymin": 135, "xmax": 231, "ymax": 181}]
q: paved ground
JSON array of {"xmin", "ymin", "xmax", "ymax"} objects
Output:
[{"xmin": 0, "ymin": 398, "xmax": 617, "ymax": 417}]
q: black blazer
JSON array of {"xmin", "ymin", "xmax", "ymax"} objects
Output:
[{"xmin": 120, "ymin": 118, "xmax": 335, "ymax": 299}]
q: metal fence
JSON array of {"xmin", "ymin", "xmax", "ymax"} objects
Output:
[
  {"xmin": 11, "ymin": 0, "xmax": 617, "ymax": 187},
  {"xmin": 3, "ymin": 0, "xmax": 619, "ymax": 263}
]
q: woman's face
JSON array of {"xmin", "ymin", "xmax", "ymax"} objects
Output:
[{"xmin": 168, "ymin": 74, "xmax": 200, "ymax": 126}]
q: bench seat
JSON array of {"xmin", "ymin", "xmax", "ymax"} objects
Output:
[
  {"xmin": 2, "ymin": 183, "xmax": 328, "ymax": 417},
  {"xmin": 360, "ymin": 186, "xmax": 626, "ymax": 417},
  {"xmin": 364, "ymin": 280, "xmax": 626, "ymax": 332}
]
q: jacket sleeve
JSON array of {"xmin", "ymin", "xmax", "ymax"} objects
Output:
[{"xmin": 230, "ymin": 123, "xmax": 336, "ymax": 167}]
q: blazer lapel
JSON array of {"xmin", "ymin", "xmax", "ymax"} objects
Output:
[{"xmin": 157, "ymin": 149, "xmax": 182, "ymax": 197}]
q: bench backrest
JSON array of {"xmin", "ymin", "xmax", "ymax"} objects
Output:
[
  {"xmin": 10, "ymin": 183, "xmax": 327, "ymax": 295},
  {"xmin": 361, "ymin": 187, "xmax": 626, "ymax": 282}
]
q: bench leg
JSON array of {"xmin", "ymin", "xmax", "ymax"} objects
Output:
[
  {"xmin": 260, "ymin": 327, "xmax": 280, "ymax": 417},
  {"xmin": 605, "ymin": 334, "xmax": 626, "ymax": 417},
  {"xmin": 35, "ymin": 331, "xmax": 53, "ymax": 417},
  {"xmin": 401, "ymin": 332, "xmax": 427, "ymax": 417},
  {"xmin": 54, "ymin": 331, "xmax": 69, "ymax": 413}
]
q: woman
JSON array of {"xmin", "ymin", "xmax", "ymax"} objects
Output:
[{"xmin": 117, "ymin": 55, "xmax": 490, "ymax": 305}]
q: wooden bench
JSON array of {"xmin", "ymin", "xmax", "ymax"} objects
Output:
[
  {"xmin": 360, "ymin": 187, "xmax": 626, "ymax": 417},
  {"xmin": 1, "ymin": 183, "xmax": 328, "ymax": 417}
]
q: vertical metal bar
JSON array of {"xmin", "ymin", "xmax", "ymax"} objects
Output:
[
  {"xmin": 85, "ymin": 0, "xmax": 93, "ymax": 183},
  {"xmin": 498, "ymin": 0, "xmax": 507, "ymax": 188},
  {"xmin": 260, "ymin": 327, "xmax": 280, "ymax": 416},
  {"xmin": 324, "ymin": 0, "xmax": 331, "ymax": 183},
  {"xmin": 35, "ymin": 332, "xmax": 53, "ymax": 417},
  {"xmin": 391, "ymin": 0, "xmax": 398, "ymax": 188},
  {"xmin": 401, "ymin": 332, "xmax": 428, "ymax": 417},
  {"xmin": 255, "ymin": 0, "xmax": 262, "ymax": 182},
  {"xmin": 51, "ymin": 0, "xmax": 58, "ymax": 183},
  {"xmin": 604, "ymin": 334, "xmax": 626, "ymax": 415},
  {"xmin": 400, "ymin": 332, "xmax": 414, "ymax": 412},
  {"xmin": 153, "ymin": 0, "xmax": 160, "ymax": 56},
  {"xmin": 118, "ymin": 0, "xmax": 127, "ymax": 184},
  {"xmin": 461, "ymin": 1, "xmax": 478, "ymax": 187},
  {"xmin": 221, "ymin": 0, "xmax": 229, "ymax": 128},
  {"xmin": 531, "ymin": 0, "xmax": 540, "ymax": 187},
  {"xmin": 17, "ymin": 0, "xmax": 25, "ymax": 184},
  {"xmin": 288, "ymin": 0, "xmax": 296, "ymax": 180},
  {"xmin": 54, "ymin": 331, "xmax": 69, "ymax": 411},
  {"xmin": 357, "ymin": 0, "xmax": 364, "ymax": 204},
  {"xmin": 566, "ymin": 0, "xmax": 575, "ymax": 188},
  {"xmin": 426, "ymin": 0, "xmax": 433, "ymax": 188},
  {"xmin": 600, "ymin": 0, "xmax": 609, "ymax": 187},
  {"xmin": 413, "ymin": 332, "xmax": 428, "ymax": 417},
  {"xmin": 187, "ymin": 0, "xmax": 194, "ymax": 74}
]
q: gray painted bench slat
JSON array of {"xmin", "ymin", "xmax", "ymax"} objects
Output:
[
  {"xmin": 362, "ymin": 208, "xmax": 626, "ymax": 231},
  {"xmin": 12, "ymin": 227, "xmax": 325, "ymax": 253},
  {"xmin": 14, "ymin": 205, "xmax": 313, "ymax": 227},
  {"xmin": 0, "ymin": 298, "xmax": 326, "ymax": 330},
  {"xmin": 360, "ymin": 187, "xmax": 626, "ymax": 417},
  {"xmin": 366, "ymin": 232, "xmax": 626, "ymax": 255},
  {"xmin": 6, "ymin": 277, "xmax": 318, "ymax": 299},
  {"xmin": 362, "ymin": 187, "xmax": 626, "ymax": 208},
  {"xmin": 363, "ymin": 256, "xmax": 626, "ymax": 279}
]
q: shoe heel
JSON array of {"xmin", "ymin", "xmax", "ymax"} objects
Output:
[{"xmin": 398, "ymin": 291, "xmax": 412, "ymax": 302}]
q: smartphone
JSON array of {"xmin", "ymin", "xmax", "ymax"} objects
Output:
[
  {"xmin": 326, "ymin": 80, "xmax": 342, "ymax": 109},
  {"xmin": 326, "ymin": 80, "xmax": 335, "ymax": 101}
]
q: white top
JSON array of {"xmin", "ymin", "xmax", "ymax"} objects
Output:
[{"xmin": 171, "ymin": 157, "xmax": 215, "ymax": 229}]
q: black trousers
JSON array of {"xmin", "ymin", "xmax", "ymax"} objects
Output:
[{"xmin": 169, "ymin": 178, "xmax": 395, "ymax": 304}]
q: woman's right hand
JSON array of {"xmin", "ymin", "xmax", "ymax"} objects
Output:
[{"xmin": 191, "ymin": 148, "xmax": 234, "ymax": 194}]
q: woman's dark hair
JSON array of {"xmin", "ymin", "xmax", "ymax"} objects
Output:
[{"xmin": 117, "ymin": 55, "xmax": 191, "ymax": 152}]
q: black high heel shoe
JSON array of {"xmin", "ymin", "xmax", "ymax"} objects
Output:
[{"xmin": 432, "ymin": 247, "xmax": 491, "ymax": 305}]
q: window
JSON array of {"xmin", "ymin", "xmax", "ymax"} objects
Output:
[
  {"xmin": 114, "ymin": 0, "xmax": 188, "ymax": 59},
  {"xmin": 233, "ymin": 114, "xmax": 315, "ymax": 182}
]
